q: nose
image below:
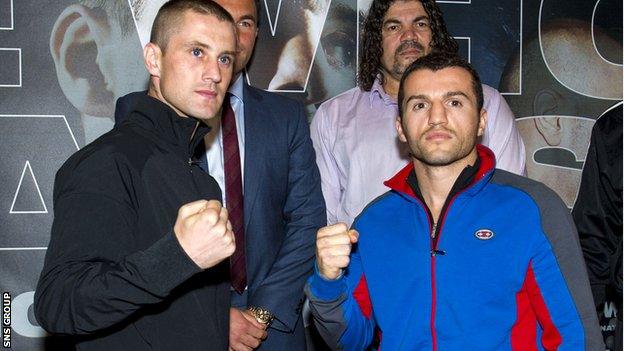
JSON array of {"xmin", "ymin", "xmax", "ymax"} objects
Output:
[
  {"xmin": 399, "ymin": 26, "xmax": 416, "ymax": 41},
  {"xmin": 428, "ymin": 101, "xmax": 447, "ymax": 126},
  {"xmin": 202, "ymin": 59, "xmax": 221, "ymax": 83}
]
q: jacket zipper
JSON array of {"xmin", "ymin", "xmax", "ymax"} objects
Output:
[{"xmin": 415, "ymin": 195, "xmax": 458, "ymax": 351}]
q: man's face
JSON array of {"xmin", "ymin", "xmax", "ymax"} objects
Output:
[
  {"xmin": 397, "ymin": 67, "xmax": 486, "ymax": 166},
  {"xmin": 380, "ymin": 0, "xmax": 433, "ymax": 82},
  {"xmin": 148, "ymin": 11, "xmax": 236, "ymax": 120},
  {"xmin": 215, "ymin": 0, "xmax": 258, "ymax": 74}
]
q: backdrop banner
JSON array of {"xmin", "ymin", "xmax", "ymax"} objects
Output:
[{"xmin": 0, "ymin": 0, "xmax": 621, "ymax": 349}]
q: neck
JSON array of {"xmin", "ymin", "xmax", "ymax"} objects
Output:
[
  {"xmin": 381, "ymin": 71, "xmax": 400, "ymax": 100},
  {"xmin": 412, "ymin": 149, "xmax": 478, "ymax": 222},
  {"xmin": 148, "ymin": 80, "xmax": 187, "ymax": 118}
]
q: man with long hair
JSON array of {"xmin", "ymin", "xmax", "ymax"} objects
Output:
[{"xmin": 310, "ymin": 0, "xmax": 526, "ymax": 227}]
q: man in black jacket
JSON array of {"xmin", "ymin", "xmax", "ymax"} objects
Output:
[
  {"xmin": 34, "ymin": 1, "xmax": 240, "ymax": 350},
  {"xmin": 573, "ymin": 103, "xmax": 623, "ymax": 350}
]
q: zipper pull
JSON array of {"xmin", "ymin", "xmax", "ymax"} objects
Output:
[
  {"xmin": 430, "ymin": 222, "xmax": 438, "ymax": 239},
  {"xmin": 430, "ymin": 249, "xmax": 446, "ymax": 256}
]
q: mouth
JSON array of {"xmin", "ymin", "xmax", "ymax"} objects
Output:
[
  {"xmin": 195, "ymin": 90, "xmax": 217, "ymax": 99},
  {"xmin": 396, "ymin": 41, "xmax": 424, "ymax": 57},
  {"xmin": 398, "ymin": 49, "xmax": 422, "ymax": 58},
  {"xmin": 425, "ymin": 131, "xmax": 452, "ymax": 141}
]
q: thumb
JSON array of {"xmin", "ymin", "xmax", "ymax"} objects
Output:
[
  {"xmin": 348, "ymin": 229, "xmax": 359, "ymax": 243},
  {"xmin": 204, "ymin": 199, "xmax": 222, "ymax": 211}
]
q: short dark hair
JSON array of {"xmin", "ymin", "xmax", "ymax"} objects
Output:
[
  {"xmin": 397, "ymin": 52, "xmax": 484, "ymax": 117},
  {"xmin": 150, "ymin": 0, "xmax": 234, "ymax": 52},
  {"xmin": 358, "ymin": 0, "xmax": 459, "ymax": 91}
]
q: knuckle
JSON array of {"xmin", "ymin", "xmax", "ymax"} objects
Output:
[{"xmin": 335, "ymin": 222, "xmax": 348, "ymax": 232}]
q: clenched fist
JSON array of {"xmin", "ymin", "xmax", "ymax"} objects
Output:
[
  {"xmin": 316, "ymin": 223, "xmax": 359, "ymax": 280},
  {"xmin": 174, "ymin": 199, "xmax": 236, "ymax": 269}
]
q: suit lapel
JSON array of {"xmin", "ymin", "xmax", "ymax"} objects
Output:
[{"xmin": 242, "ymin": 83, "xmax": 264, "ymax": 230}]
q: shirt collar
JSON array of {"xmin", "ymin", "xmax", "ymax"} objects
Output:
[
  {"xmin": 228, "ymin": 72, "xmax": 244, "ymax": 104},
  {"xmin": 369, "ymin": 77, "xmax": 397, "ymax": 108}
]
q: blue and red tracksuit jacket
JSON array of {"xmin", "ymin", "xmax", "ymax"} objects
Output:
[{"xmin": 305, "ymin": 146, "xmax": 603, "ymax": 350}]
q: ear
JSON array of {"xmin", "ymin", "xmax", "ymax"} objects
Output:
[
  {"xmin": 396, "ymin": 117, "xmax": 407, "ymax": 143},
  {"xmin": 477, "ymin": 108, "xmax": 487, "ymax": 137},
  {"xmin": 50, "ymin": 4, "xmax": 114, "ymax": 117},
  {"xmin": 533, "ymin": 89, "xmax": 559, "ymax": 116},
  {"xmin": 143, "ymin": 42, "xmax": 162, "ymax": 78},
  {"xmin": 534, "ymin": 116, "xmax": 562, "ymax": 146}
]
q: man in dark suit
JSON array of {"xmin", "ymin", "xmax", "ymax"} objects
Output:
[
  {"xmin": 197, "ymin": 2, "xmax": 326, "ymax": 349},
  {"xmin": 116, "ymin": 0, "xmax": 326, "ymax": 350}
]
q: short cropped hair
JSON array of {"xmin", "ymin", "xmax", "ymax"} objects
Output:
[
  {"xmin": 150, "ymin": 0, "xmax": 234, "ymax": 52},
  {"xmin": 398, "ymin": 52, "xmax": 484, "ymax": 117}
]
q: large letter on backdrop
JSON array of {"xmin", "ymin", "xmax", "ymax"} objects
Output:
[{"xmin": 539, "ymin": 0, "xmax": 622, "ymax": 100}]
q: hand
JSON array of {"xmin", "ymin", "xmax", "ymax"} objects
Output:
[
  {"xmin": 229, "ymin": 308, "xmax": 267, "ymax": 351},
  {"xmin": 316, "ymin": 223, "xmax": 359, "ymax": 280},
  {"xmin": 173, "ymin": 199, "xmax": 235, "ymax": 269}
]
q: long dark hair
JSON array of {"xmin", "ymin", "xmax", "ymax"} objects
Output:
[{"xmin": 358, "ymin": 0, "xmax": 459, "ymax": 91}]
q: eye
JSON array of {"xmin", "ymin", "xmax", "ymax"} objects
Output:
[
  {"xmin": 321, "ymin": 31, "xmax": 356, "ymax": 70},
  {"xmin": 191, "ymin": 48, "xmax": 203, "ymax": 57},
  {"xmin": 449, "ymin": 100, "xmax": 462, "ymax": 107},
  {"xmin": 218, "ymin": 55, "xmax": 232, "ymax": 65},
  {"xmin": 412, "ymin": 102, "xmax": 427, "ymax": 110},
  {"xmin": 415, "ymin": 20, "xmax": 430, "ymax": 30},
  {"xmin": 238, "ymin": 20, "xmax": 255, "ymax": 29},
  {"xmin": 385, "ymin": 24, "xmax": 400, "ymax": 32}
]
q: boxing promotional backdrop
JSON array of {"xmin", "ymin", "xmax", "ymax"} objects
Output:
[{"xmin": 0, "ymin": 0, "xmax": 621, "ymax": 349}]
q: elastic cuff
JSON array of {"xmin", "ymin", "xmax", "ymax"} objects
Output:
[
  {"xmin": 308, "ymin": 263, "xmax": 347, "ymax": 301},
  {"xmin": 137, "ymin": 231, "xmax": 202, "ymax": 295}
]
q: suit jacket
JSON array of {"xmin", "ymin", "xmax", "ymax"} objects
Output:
[
  {"xmin": 240, "ymin": 84, "xmax": 326, "ymax": 350},
  {"xmin": 115, "ymin": 87, "xmax": 326, "ymax": 350}
]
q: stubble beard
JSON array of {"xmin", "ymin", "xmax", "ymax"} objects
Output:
[{"xmin": 409, "ymin": 128, "xmax": 478, "ymax": 167}]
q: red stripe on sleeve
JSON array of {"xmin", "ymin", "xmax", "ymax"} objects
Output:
[
  {"xmin": 353, "ymin": 274, "xmax": 373, "ymax": 319},
  {"xmin": 525, "ymin": 262, "xmax": 563, "ymax": 350},
  {"xmin": 511, "ymin": 270, "xmax": 538, "ymax": 351}
]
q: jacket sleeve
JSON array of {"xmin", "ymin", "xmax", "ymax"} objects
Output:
[
  {"xmin": 481, "ymin": 86, "xmax": 526, "ymax": 175},
  {"xmin": 246, "ymin": 101, "xmax": 327, "ymax": 332},
  {"xmin": 525, "ymin": 187, "xmax": 604, "ymax": 350},
  {"xmin": 572, "ymin": 114, "xmax": 622, "ymax": 307},
  {"xmin": 305, "ymin": 238, "xmax": 375, "ymax": 351},
  {"xmin": 310, "ymin": 102, "xmax": 342, "ymax": 225},
  {"xmin": 34, "ymin": 158, "xmax": 202, "ymax": 335}
]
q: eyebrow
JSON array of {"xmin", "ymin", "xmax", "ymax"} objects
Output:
[
  {"xmin": 404, "ymin": 91, "xmax": 472, "ymax": 105},
  {"xmin": 185, "ymin": 41, "xmax": 211, "ymax": 50},
  {"xmin": 239, "ymin": 14, "xmax": 257, "ymax": 22},
  {"xmin": 185, "ymin": 41, "xmax": 236, "ymax": 56},
  {"xmin": 444, "ymin": 91, "xmax": 472, "ymax": 100},
  {"xmin": 383, "ymin": 15, "xmax": 429, "ymax": 26},
  {"xmin": 404, "ymin": 94, "xmax": 429, "ymax": 105}
]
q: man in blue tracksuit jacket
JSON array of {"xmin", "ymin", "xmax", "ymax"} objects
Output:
[{"xmin": 305, "ymin": 52, "xmax": 603, "ymax": 350}]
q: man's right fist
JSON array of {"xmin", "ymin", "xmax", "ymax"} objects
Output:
[
  {"xmin": 174, "ymin": 199, "xmax": 235, "ymax": 269},
  {"xmin": 316, "ymin": 223, "xmax": 359, "ymax": 280}
]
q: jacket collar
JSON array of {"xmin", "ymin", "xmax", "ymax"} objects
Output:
[
  {"xmin": 120, "ymin": 92, "xmax": 211, "ymax": 157},
  {"xmin": 383, "ymin": 144, "xmax": 497, "ymax": 200}
]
